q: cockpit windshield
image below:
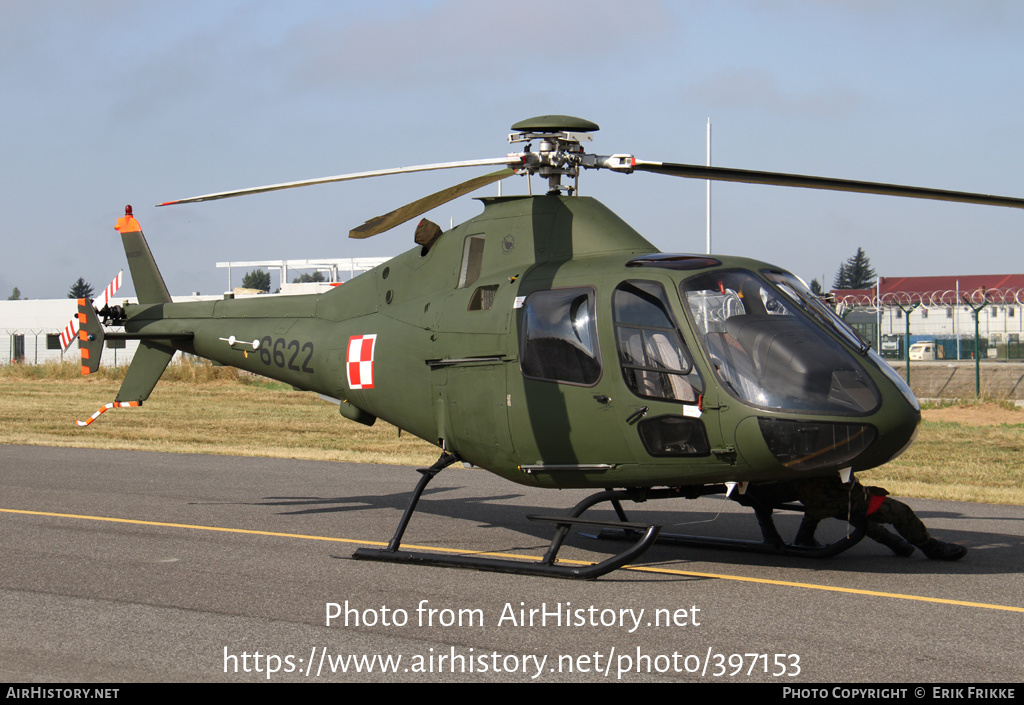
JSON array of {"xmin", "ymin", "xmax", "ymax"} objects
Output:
[
  {"xmin": 680, "ymin": 270, "xmax": 880, "ymax": 415},
  {"xmin": 763, "ymin": 271, "xmax": 871, "ymax": 354}
]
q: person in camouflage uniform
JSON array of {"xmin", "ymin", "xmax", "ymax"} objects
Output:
[{"xmin": 793, "ymin": 476, "xmax": 967, "ymax": 561}]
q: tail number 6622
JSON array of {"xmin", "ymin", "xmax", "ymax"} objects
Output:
[{"xmin": 259, "ymin": 336, "xmax": 315, "ymax": 373}]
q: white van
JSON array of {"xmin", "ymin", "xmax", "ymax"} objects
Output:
[{"xmin": 908, "ymin": 342, "xmax": 936, "ymax": 361}]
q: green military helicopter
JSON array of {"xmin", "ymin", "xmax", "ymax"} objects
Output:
[{"xmin": 77, "ymin": 116, "xmax": 1024, "ymax": 578}]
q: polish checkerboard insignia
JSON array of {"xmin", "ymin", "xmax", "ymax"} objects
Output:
[{"xmin": 347, "ymin": 334, "xmax": 377, "ymax": 390}]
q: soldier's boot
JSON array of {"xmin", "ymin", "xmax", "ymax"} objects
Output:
[
  {"xmin": 916, "ymin": 538, "xmax": 967, "ymax": 561},
  {"xmin": 872, "ymin": 528, "xmax": 915, "ymax": 557},
  {"xmin": 794, "ymin": 516, "xmax": 822, "ymax": 548}
]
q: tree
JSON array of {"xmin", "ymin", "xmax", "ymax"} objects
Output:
[
  {"xmin": 809, "ymin": 279, "xmax": 823, "ymax": 296},
  {"xmin": 67, "ymin": 277, "xmax": 94, "ymax": 299},
  {"xmin": 292, "ymin": 271, "xmax": 325, "ymax": 283},
  {"xmin": 832, "ymin": 248, "xmax": 876, "ymax": 290},
  {"xmin": 7, "ymin": 287, "xmax": 21, "ymax": 300},
  {"xmin": 241, "ymin": 269, "xmax": 271, "ymax": 292}
]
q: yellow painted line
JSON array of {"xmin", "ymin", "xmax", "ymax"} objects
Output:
[
  {"xmin": 0, "ymin": 507, "xmax": 391, "ymax": 548},
  {"xmin": 4, "ymin": 507, "xmax": 1022, "ymax": 614},
  {"xmin": 618, "ymin": 564, "xmax": 1024, "ymax": 612}
]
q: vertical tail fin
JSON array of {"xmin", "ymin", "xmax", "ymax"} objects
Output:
[
  {"xmin": 76, "ymin": 207, "xmax": 181, "ymax": 426},
  {"xmin": 116, "ymin": 206, "xmax": 171, "ymax": 305},
  {"xmin": 113, "ymin": 205, "xmax": 176, "ymax": 401}
]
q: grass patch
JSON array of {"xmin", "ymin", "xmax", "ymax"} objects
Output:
[
  {"xmin": 919, "ymin": 396, "xmax": 1022, "ymax": 412},
  {"xmin": 867, "ymin": 421, "xmax": 1024, "ymax": 504},
  {"xmin": 862, "ymin": 397, "xmax": 1024, "ymax": 504},
  {"xmin": 0, "ymin": 358, "xmax": 246, "ymax": 384},
  {"xmin": 0, "ymin": 364, "xmax": 438, "ymax": 467}
]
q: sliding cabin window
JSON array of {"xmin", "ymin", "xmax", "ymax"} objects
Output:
[{"xmin": 519, "ymin": 287, "xmax": 600, "ymax": 386}]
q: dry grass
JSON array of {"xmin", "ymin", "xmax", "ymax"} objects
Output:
[
  {"xmin": 866, "ymin": 404, "xmax": 1024, "ymax": 505},
  {"xmin": 0, "ymin": 360, "xmax": 438, "ymax": 466},
  {"xmin": 2, "ymin": 361, "xmax": 1022, "ymax": 504},
  {"xmin": 920, "ymin": 396, "xmax": 1023, "ymax": 412},
  {"xmin": 0, "ymin": 358, "xmax": 245, "ymax": 383}
]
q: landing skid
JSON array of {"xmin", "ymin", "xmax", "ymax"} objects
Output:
[
  {"xmin": 352, "ymin": 455, "xmax": 864, "ymax": 579},
  {"xmin": 592, "ymin": 487, "xmax": 865, "ymax": 559}
]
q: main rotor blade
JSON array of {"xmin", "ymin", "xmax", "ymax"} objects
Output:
[
  {"xmin": 158, "ymin": 156, "xmax": 523, "ymax": 206},
  {"xmin": 350, "ymin": 168, "xmax": 516, "ymax": 239},
  {"xmin": 631, "ymin": 160, "xmax": 1024, "ymax": 210}
]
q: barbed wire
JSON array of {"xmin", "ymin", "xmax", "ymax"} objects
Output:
[{"xmin": 834, "ymin": 287, "xmax": 1024, "ymax": 313}]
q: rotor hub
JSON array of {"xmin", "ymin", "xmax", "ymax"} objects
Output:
[{"xmin": 509, "ymin": 115, "xmax": 599, "ymax": 195}]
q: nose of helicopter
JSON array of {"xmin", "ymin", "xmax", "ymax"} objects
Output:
[
  {"xmin": 747, "ymin": 392, "xmax": 921, "ymax": 476},
  {"xmin": 857, "ymin": 347, "xmax": 924, "ymax": 468},
  {"xmin": 862, "ymin": 394, "xmax": 922, "ymax": 468}
]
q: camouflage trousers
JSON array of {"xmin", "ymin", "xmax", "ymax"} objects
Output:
[
  {"xmin": 794, "ymin": 478, "xmax": 931, "ymax": 546},
  {"xmin": 860, "ymin": 497, "xmax": 930, "ymax": 546}
]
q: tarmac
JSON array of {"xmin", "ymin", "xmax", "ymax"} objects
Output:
[{"xmin": 3, "ymin": 445, "xmax": 1022, "ymax": 683}]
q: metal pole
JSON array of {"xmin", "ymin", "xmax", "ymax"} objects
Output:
[
  {"xmin": 895, "ymin": 302, "xmax": 920, "ymax": 384},
  {"xmin": 955, "ymin": 279, "xmax": 960, "ymax": 360},
  {"xmin": 962, "ymin": 294, "xmax": 988, "ymax": 396},
  {"xmin": 975, "ymin": 311, "xmax": 981, "ymax": 395},
  {"xmin": 876, "ymin": 278, "xmax": 881, "ymax": 353},
  {"xmin": 906, "ymin": 314, "xmax": 912, "ymax": 386},
  {"xmin": 706, "ymin": 118, "xmax": 712, "ymax": 255}
]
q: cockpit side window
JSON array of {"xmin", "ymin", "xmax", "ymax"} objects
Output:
[
  {"xmin": 519, "ymin": 287, "xmax": 600, "ymax": 386},
  {"xmin": 613, "ymin": 280, "xmax": 702, "ymax": 402}
]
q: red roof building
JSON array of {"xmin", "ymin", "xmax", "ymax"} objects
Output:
[{"xmin": 832, "ymin": 274, "xmax": 1024, "ymax": 306}]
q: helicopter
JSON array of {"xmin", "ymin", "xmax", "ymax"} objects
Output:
[{"xmin": 76, "ymin": 115, "xmax": 1024, "ymax": 579}]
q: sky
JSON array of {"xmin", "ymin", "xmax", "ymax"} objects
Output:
[{"xmin": 2, "ymin": 0, "xmax": 1023, "ymax": 300}]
